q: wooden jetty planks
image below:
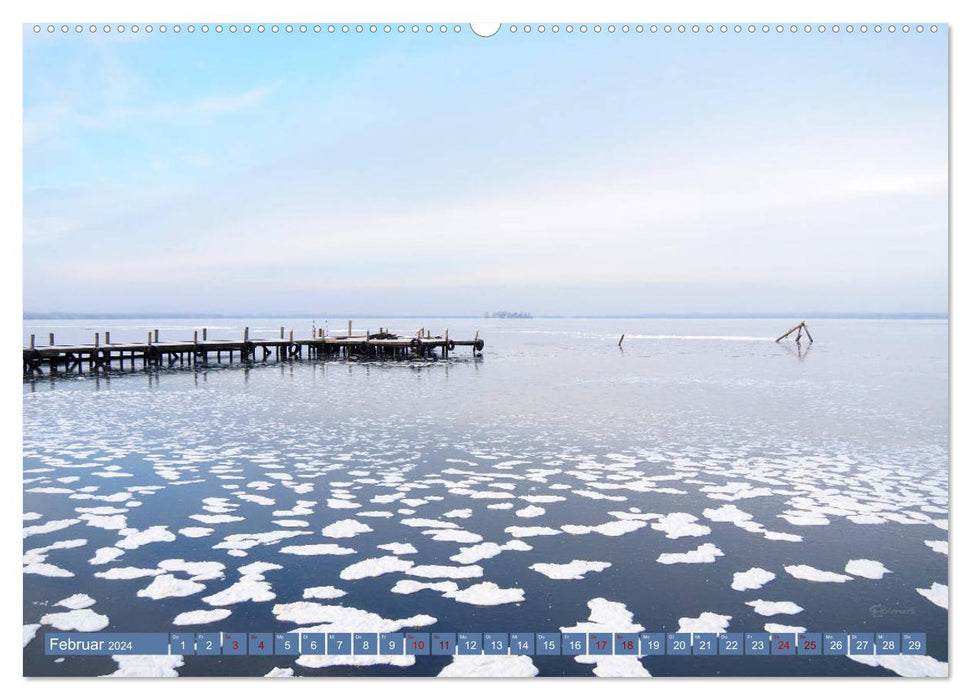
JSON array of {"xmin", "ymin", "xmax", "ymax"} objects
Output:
[{"xmin": 23, "ymin": 323, "xmax": 484, "ymax": 375}]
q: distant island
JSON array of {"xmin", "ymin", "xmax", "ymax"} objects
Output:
[{"xmin": 484, "ymin": 311, "xmax": 532, "ymax": 319}]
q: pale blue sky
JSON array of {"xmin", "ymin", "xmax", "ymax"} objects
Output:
[{"xmin": 23, "ymin": 26, "xmax": 948, "ymax": 315}]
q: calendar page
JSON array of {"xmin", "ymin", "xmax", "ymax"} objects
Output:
[{"xmin": 21, "ymin": 17, "xmax": 948, "ymax": 680}]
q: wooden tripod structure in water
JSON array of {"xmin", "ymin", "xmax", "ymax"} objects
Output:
[{"xmin": 775, "ymin": 321, "xmax": 814, "ymax": 344}]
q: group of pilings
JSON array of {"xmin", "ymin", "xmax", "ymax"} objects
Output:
[{"xmin": 23, "ymin": 323, "xmax": 484, "ymax": 376}]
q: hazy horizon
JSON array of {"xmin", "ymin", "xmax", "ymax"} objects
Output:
[{"xmin": 24, "ymin": 27, "xmax": 947, "ymax": 315}]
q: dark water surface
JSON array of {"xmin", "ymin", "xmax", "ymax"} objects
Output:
[{"xmin": 23, "ymin": 318, "xmax": 948, "ymax": 676}]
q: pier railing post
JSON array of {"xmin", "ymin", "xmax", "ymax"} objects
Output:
[
  {"xmin": 203, "ymin": 327, "xmax": 208, "ymax": 341},
  {"xmin": 154, "ymin": 329, "xmax": 159, "ymax": 343},
  {"xmin": 49, "ymin": 332, "xmax": 54, "ymax": 346},
  {"xmin": 105, "ymin": 331, "xmax": 110, "ymax": 345},
  {"xmin": 94, "ymin": 332, "xmax": 100, "ymax": 348},
  {"xmin": 30, "ymin": 334, "xmax": 35, "ymax": 349}
]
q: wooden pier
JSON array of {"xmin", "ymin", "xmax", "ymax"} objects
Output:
[{"xmin": 23, "ymin": 323, "xmax": 484, "ymax": 376}]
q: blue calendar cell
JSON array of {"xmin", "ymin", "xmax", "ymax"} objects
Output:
[
  {"xmin": 770, "ymin": 633, "xmax": 795, "ymax": 656},
  {"xmin": 249, "ymin": 633, "xmax": 273, "ymax": 656},
  {"xmin": 223, "ymin": 632, "xmax": 246, "ymax": 656},
  {"xmin": 535, "ymin": 633, "xmax": 561, "ymax": 656},
  {"xmin": 327, "ymin": 632, "xmax": 351, "ymax": 655},
  {"xmin": 850, "ymin": 633, "xmax": 874, "ymax": 656},
  {"xmin": 719, "ymin": 633, "xmax": 744, "ymax": 656},
  {"xmin": 379, "ymin": 632, "xmax": 404, "ymax": 655},
  {"xmin": 301, "ymin": 633, "xmax": 326, "ymax": 655},
  {"xmin": 614, "ymin": 633, "xmax": 638, "ymax": 655},
  {"xmin": 484, "ymin": 633, "xmax": 509, "ymax": 655},
  {"xmin": 457, "ymin": 633, "xmax": 482, "ymax": 655},
  {"xmin": 824, "ymin": 633, "xmax": 848, "ymax": 655},
  {"xmin": 562, "ymin": 633, "xmax": 587, "ymax": 655},
  {"xmin": 195, "ymin": 633, "xmax": 221, "ymax": 656},
  {"xmin": 169, "ymin": 633, "xmax": 195, "ymax": 655},
  {"xmin": 354, "ymin": 633, "xmax": 377, "ymax": 655},
  {"xmin": 693, "ymin": 633, "xmax": 717, "ymax": 656},
  {"xmin": 406, "ymin": 633, "xmax": 430, "ymax": 655},
  {"xmin": 510, "ymin": 633, "xmax": 535, "ymax": 655},
  {"xmin": 589, "ymin": 633, "xmax": 613, "ymax": 655},
  {"xmin": 902, "ymin": 633, "xmax": 927, "ymax": 656},
  {"xmin": 640, "ymin": 633, "xmax": 665, "ymax": 656},
  {"xmin": 431, "ymin": 633, "xmax": 456, "ymax": 656},
  {"xmin": 667, "ymin": 633, "xmax": 691, "ymax": 656},
  {"xmin": 875, "ymin": 633, "xmax": 900, "ymax": 655},
  {"xmin": 274, "ymin": 633, "xmax": 299, "ymax": 655},
  {"xmin": 797, "ymin": 632, "xmax": 821, "ymax": 655},
  {"xmin": 745, "ymin": 633, "xmax": 769, "ymax": 656}
]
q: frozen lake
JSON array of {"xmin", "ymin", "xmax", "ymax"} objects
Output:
[{"xmin": 22, "ymin": 317, "xmax": 948, "ymax": 677}]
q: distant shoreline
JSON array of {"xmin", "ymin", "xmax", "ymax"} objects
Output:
[{"xmin": 23, "ymin": 312, "xmax": 948, "ymax": 321}]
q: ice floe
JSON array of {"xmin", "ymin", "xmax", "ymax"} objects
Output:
[
  {"xmin": 845, "ymin": 559, "xmax": 892, "ymax": 579},
  {"xmin": 657, "ymin": 543, "xmax": 724, "ymax": 565},
  {"xmin": 173, "ymin": 609, "xmax": 232, "ymax": 625},
  {"xmin": 746, "ymin": 600, "xmax": 803, "ymax": 616},
  {"xmin": 849, "ymin": 653, "xmax": 947, "ymax": 677},
  {"xmin": 303, "ymin": 586, "xmax": 347, "ymax": 600},
  {"xmin": 340, "ymin": 556, "xmax": 414, "ymax": 580},
  {"xmin": 321, "ymin": 519, "xmax": 373, "ymax": 538},
  {"xmin": 443, "ymin": 581, "xmax": 525, "ymax": 605},
  {"xmin": 731, "ymin": 567, "xmax": 775, "ymax": 591},
  {"xmin": 280, "ymin": 544, "xmax": 355, "ymax": 556},
  {"xmin": 23, "ymin": 624, "xmax": 40, "ymax": 648},
  {"xmin": 784, "ymin": 565, "xmax": 852, "ymax": 583},
  {"xmin": 529, "ymin": 560, "xmax": 611, "ymax": 580},
  {"xmin": 105, "ymin": 655, "xmax": 184, "ymax": 677},
  {"xmin": 916, "ymin": 582, "xmax": 948, "ymax": 609},
  {"xmin": 137, "ymin": 574, "xmax": 207, "ymax": 600},
  {"xmin": 378, "ymin": 542, "xmax": 418, "ymax": 555},
  {"xmin": 677, "ymin": 612, "xmax": 731, "ymax": 634},
  {"xmin": 438, "ymin": 655, "xmax": 538, "ymax": 677},
  {"xmin": 40, "ymin": 608, "xmax": 110, "ymax": 632},
  {"xmin": 651, "ymin": 512, "xmax": 711, "ymax": 538},
  {"xmin": 57, "ymin": 593, "xmax": 96, "ymax": 609}
]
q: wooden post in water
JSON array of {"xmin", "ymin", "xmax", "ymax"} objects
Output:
[
  {"xmin": 618, "ymin": 334, "xmax": 625, "ymax": 347},
  {"xmin": 775, "ymin": 321, "xmax": 814, "ymax": 344}
]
